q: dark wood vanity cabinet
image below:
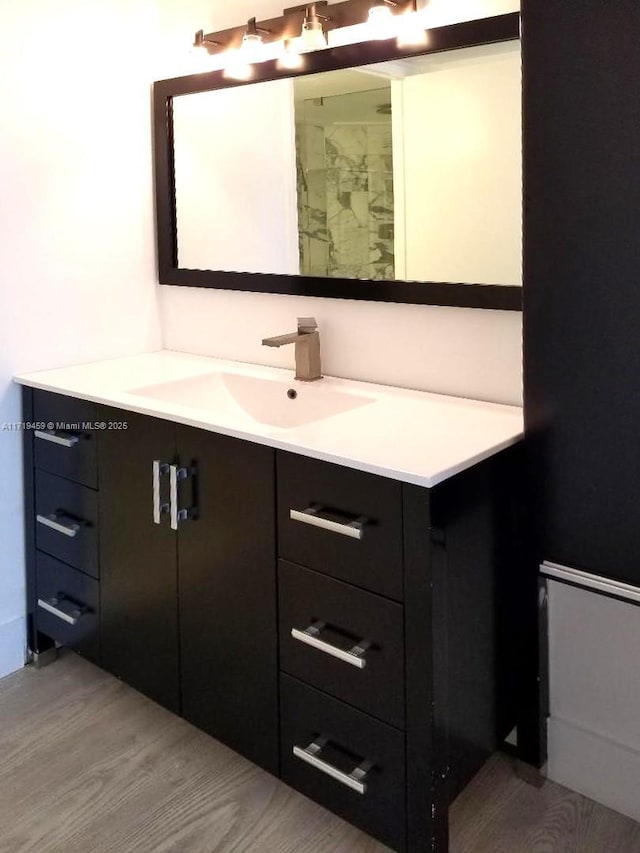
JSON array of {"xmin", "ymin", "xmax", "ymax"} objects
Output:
[
  {"xmin": 22, "ymin": 388, "xmax": 534, "ymax": 852},
  {"xmin": 99, "ymin": 408, "xmax": 279, "ymax": 773},
  {"xmin": 175, "ymin": 424, "xmax": 278, "ymax": 774},
  {"xmin": 99, "ymin": 409, "xmax": 179, "ymax": 712},
  {"xmin": 23, "ymin": 389, "xmax": 279, "ymax": 774}
]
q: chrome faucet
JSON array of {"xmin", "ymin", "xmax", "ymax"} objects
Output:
[{"xmin": 262, "ymin": 317, "xmax": 322, "ymax": 382}]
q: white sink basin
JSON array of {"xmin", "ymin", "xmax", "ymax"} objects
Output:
[{"xmin": 130, "ymin": 371, "xmax": 374, "ymax": 430}]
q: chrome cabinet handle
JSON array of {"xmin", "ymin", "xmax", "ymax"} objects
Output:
[
  {"xmin": 169, "ymin": 464, "xmax": 196, "ymax": 530},
  {"xmin": 290, "ymin": 506, "xmax": 366, "ymax": 540},
  {"xmin": 291, "ymin": 622, "xmax": 369, "ymax": 669},
  {"xmin": 34, "ymin": 430, "xmax": 80, "ymax": 448},
  {"xmin": 37, "ymin": 595, "xmax": 86, "ymax": 626},
  {"xmin": 293, "ymin": 738, "xmax": 371, "ymax": 795},
  {"xmin": 36, "ymin": 513, "xmax": 80, "ymax": 538},
  {"xmin": 152, "ymin": 460, "xmax": 170, "ymax": 525}
]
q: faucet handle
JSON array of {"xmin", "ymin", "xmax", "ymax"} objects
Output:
[{"xmin": 297, "ymin": 317, "xmax": 318, "ymax": 334}]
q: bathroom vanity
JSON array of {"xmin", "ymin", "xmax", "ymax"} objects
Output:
[{"xmin": 17, "ymin": 352, "xmax": 536, "ymax": 852}]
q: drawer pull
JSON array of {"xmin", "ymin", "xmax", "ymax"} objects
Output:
[
  {"xmin": 37, "ymin": 595, "xmax": 85, "ymax": 626},
  {"xmin": 152, "ymin": 460, "xmax": 170, "ymax": 525},
  {"xmin": 291, "ymin": 622, "xmax": 369, "ymax": 669},
  {"xmin": 169, "ymin": 464, "xmax": 197, "ymax": 531},
  {"xmin": 290, "ymin": 506, "xmax": 366, "ymax": 540},
  {"xmin": 293, "ymin": 738, "xmax": 371, "ymax": 795},
  {"xmin": 36, "ymin": 513, "xmax": 80, "ymax": 538},
  {"xmin": 34, "ymin": 430, "xmax": 80, "ymax": 449}
]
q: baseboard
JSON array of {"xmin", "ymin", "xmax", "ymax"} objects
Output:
[
  {"xmin": 548, "ymin": 716, "xmax": 640, "ymax": 822},
  {"xmin": 0, "ymin": 617, "xmax": 26, "ymax": 680}
]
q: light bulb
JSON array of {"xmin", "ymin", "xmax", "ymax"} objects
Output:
[
  {"xmin": 192, "ymin": 44, "xmax": 212, "ymax": 69},
  {"xmin": 223, "ymin": 49, "xmax": 253, "ymax": 80},
  {"xmin": 241, "ymin": 32, "xmax": 265, "ymax": 62},
  {"xmin": 300, "ymin": 19, "xmax": 328, "ymax": 51},
  {"xmin": 396, "ymin": 13, "xmax": 428, "ymax": 47},
  {"xmin": 367, "ymin": 4, "xmax": 397, "ymax": 41},
  {"xmin": 277, "ymin": 39, "xmax": 305, "ymax": 70}
]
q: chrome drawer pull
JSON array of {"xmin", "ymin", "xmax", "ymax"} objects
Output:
[
  {"xmin": 291, "ymin": 622, "xmax": 369, "ymax": 669},
  {"xmin": 37, "ymin": 596, "xmax": 85, "ymax": 626},
  {"xmin": 169, "ymin": 464, "xmax": 196, "ymax": 530},
  {"xmin": 34, "ymin": 430, "xmax": 80, "ymax": 449},
  {"xmin": 293, "ymin": 738, "xmax": 371, "ymax": 795},
  {"xmin": 152, "ymin": 460, "xmax": 170, "ymax": 525},
  {"xmin": 290, "ymin": 506, "xmax": 366, "ymax": 540},
  {"xmin": 36, "ymin": 513, "xmax": 80, "ymax": 538}
]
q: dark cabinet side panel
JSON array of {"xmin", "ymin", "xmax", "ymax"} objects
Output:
[
  {"xmin": 177, "ymin": 426, "xmax": 278, "ymax": 775},
  {"xmin": 98, "ymin": 408, "xmax": 179, "ymax": 713},
  {"xmin": 523, "ymin": 1, "xmax": 640, "ymax": 585}
]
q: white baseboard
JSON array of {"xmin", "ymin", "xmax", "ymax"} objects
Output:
[
  {"xmin": 0, "ymin": 617, "xmax": 26, "ymax": 681},
  {"xmin": 548, "ymin": 716, "xmax": 640, "ymax": 822}
]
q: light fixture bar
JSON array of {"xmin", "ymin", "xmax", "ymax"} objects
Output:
[
  {"xmin": 193, "ymin": 29, "xmax": 221, "ymax": 52},
  {"xmin": 195, "ymin": 0, "xmax": 416, "ymax": 56}
]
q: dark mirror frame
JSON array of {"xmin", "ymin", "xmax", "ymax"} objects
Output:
[{"xmin": 153, "ymin": 12, "xmax": 521, "ymax": 311}]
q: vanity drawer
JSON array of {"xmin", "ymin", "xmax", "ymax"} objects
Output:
[
  {"xmin": 277, "ymin": 452, "xmax": 403, "ymax": 601},
  {"xmin": 280, "ymin": 674, "xmax": 406, "ymax": 852},
  {"xmin": 33, "ymin": 390, "xmax": 98, "ymax": 488},
  {"xmin": 36, "ymin": 552, "xmax": 99, "ymax": 663},
  {"xmin": 35, "ymin": 471, "xmax": 99, "ymax": 578},
  {"xmin": 279, "ymin": 560, "xmax": 405, "ymax": 729}
]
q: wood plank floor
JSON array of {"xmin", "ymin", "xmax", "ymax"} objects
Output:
[{"xmin": 1, "ymin": 653, "xmax": 639, "ymax": 853}]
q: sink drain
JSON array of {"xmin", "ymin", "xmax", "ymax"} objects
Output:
[{"xmin": 287, "ymin": 389, "xmax": 297, "ymax": 400}]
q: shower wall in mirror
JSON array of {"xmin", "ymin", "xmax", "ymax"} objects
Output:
[{"xmin": 296, "ymin": 83, "xmax": 395, "ymax": 281}]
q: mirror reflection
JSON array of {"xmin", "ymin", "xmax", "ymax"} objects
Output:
[{"xmin": 173, "ymin": 40, "xmax": 521, "ymax": 287}]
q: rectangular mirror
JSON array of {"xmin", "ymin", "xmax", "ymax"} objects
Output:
[{"xmin": 154, "ymin": 14, "xmax": 522, "ymax": 310}]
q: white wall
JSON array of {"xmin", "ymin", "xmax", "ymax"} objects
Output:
[
  {"xmin": 547, "ymin": 581, "xmax": 640, "ymax": 822},
  {"xmin": 0, "ymin": 0, "xmax": 162, "ymax": 678},
  {"xmin": 156, "ymin": 0, "xmax": 523, "ymax": 408}
]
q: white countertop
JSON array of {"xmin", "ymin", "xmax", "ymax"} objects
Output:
[{"xmin": 14, "ymin": 351, "xmax": 523, "ymax": 488}]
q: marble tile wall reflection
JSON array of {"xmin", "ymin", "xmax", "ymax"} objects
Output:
[{"xmin": 296, "ymin": 100, "xmax": 395, "ymax": 281}]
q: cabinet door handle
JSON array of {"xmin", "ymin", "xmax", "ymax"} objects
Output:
[
  {"xmin": 291, "ymin": 622, "xmax": 369, "ymax": 669},
  {"xmin": 293, "ymin": 738, "xmax": 371, "ymax": 795},
  {"xmin": 169, "ymin": 464, "xmax": 196, "ymax": 530},
  {"xmin": 152, "ymin": 460, "xmax": 170, "ymax": 525},
  {"xmin": 37, "ymin": 595, "xmax": 85, "ymax": 626},
  {"xmin": 36, "ymin": 513, "xmax": 80, "ymax": 538},
  {"xmin": 290, "ymin": 506, "xmax": 366, "ymax": 540},
  {"xmin": 34, "ymin": 430, "xmax": 80, "ymax": 448}
]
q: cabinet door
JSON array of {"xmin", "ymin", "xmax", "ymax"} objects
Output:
[
  {"xmin": 99, "ymin": 409, "xmax": 179, "ymax": 713},
  {"xmin": 177, "ymin": 426, "xmax": 278, "ymax": 774}
]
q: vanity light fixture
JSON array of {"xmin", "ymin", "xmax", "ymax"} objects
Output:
[
  {"xmin": 194, "ymin": 0, "xmax": 418, "ymax": 69},
  {"xmin": 192, "ymin": 29, "xmax": 221, "ymax": 67},
  {"xmin": 367, "ymin": 0, "xmax": 398, "ymax": 39},
  {"xmin": 299, "ymin": 4, "xmax": 330, "ymax": 50},
  {"xmin": 192, "ymin": 29, "xmax": 220, "ymax": 55},
  {"xmin": 396, "ymin": 11, "xmax": 429, "ymax": 47},
  {"xmin": 277, "ymin": 39, "xmax": 306, "ymax": 70},
  {"xmin": 223, "ymin": 17, "xmax": 271, "ymax": 80}
]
